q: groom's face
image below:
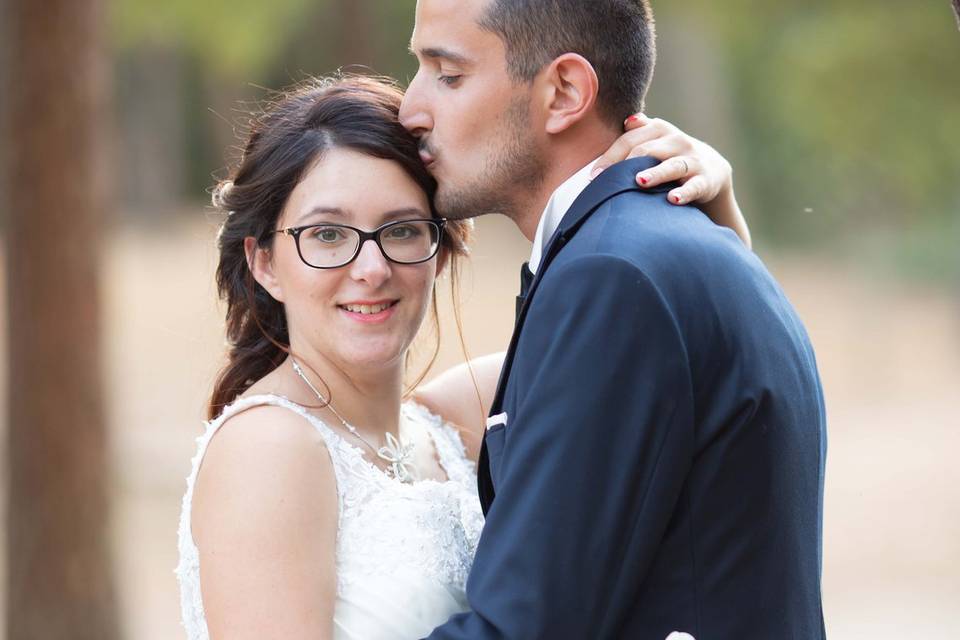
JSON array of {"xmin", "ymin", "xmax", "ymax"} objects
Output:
[{"xmin": 401, "ymin": 0, "xmax": 543, "ymax": 220}]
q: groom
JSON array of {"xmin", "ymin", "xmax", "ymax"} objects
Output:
[{"xmin": 401, "ymin": 1, "xmax": 827, "ymax": 638}]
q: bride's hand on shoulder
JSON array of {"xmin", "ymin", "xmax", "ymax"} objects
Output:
[{"xmin": 593, "ymin": 113, "xmax": 751, "ymax": 249}]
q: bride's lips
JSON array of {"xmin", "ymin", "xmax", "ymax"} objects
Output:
[{"xmin": 338, "ymin": 299, "xmax": 399, "ymax": 324}]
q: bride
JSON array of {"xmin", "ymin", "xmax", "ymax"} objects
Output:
[{"xmin": 176, "ymin": 74, "xmax": 749, "ymax": 639}]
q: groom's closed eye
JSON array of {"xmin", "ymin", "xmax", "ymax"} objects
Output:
[{"xmin": 437, "ymin": 74, "xmax": 463, "ymax": 87}]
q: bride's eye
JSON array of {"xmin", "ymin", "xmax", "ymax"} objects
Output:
[
  {"xmin": 309, "ymin": 226, "xmax": 348, "ymax": 244},
  {"xmin": 385, "ymin": 223, "xmax": 422, "ymax": 241}
]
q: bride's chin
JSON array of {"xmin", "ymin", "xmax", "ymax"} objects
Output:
[{"xmin": 337, "ymin": 344, "xmax": 408, "ymax": 373}]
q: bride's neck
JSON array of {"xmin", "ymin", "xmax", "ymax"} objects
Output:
[{"xmin": 280, "ymin": 349, "xmax": 405, "ymax": 437}]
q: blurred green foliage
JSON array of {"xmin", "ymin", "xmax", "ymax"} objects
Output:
[
  {"xmin": 673, "ymin": 1, "xmax": 960, "ymax": 243},
  {"xmin": 110, "ymin": 0, "xmax": 960, "ymax": 279},
  {"xmin": 111, "ymin": 0, "xmax": 317, "ymax": 76}
]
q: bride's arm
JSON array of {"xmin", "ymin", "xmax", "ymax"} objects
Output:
[
  {"xmin": 593, "ymin": 114, "xmax": 751, "ymax": 249},
  {"xmin": 192, "ymin": 406, "xmax": 338, "ymax": 639},
  {"xmin": 414, "ymin": 352, "xmax": 506, "ymax": 462}
]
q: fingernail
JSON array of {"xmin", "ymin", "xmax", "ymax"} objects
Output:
[
  {"xmin": 672, "ymin": 195, "xmax": 682, "ymax": 204},
  {"xmin": 638, "ymin": 174, "xmax": 649, "ymax": 185},
  {"xmin": 624, "ymin": 115, "xmax": 639, "ymax": 125},
  {"xmin": 590, "ymin": 165, "xmax": 605, "ymax": 180}
]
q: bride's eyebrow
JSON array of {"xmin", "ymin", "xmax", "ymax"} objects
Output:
[
  {"xmin": 295, "ymin": 206, "xmax": 345, "ymax": 225},
  {"xmin": 380, "ymin": 207, "xmax": 430, "ymax": 222},
  {"xmin": 295, "ymin": 206, "xmax": 429, "ymax": 226}
]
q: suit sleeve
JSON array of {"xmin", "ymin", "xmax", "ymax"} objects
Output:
[{"xmin": 426, "ymin": 254, "xmax": 696, "ymax": 639}]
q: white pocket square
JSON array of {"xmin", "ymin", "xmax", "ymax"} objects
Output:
[{"xmin": 486, "ymin": 412, "xmax": 508, "ymax": 430}]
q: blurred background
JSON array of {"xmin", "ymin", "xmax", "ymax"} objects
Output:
[{"xmin": 1, "ymin": 0, "xmax": 958, "ymax": 638}]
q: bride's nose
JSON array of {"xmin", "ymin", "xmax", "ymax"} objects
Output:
[{"xmin": 348, "ymin": 238, "xmax": 391, "ymax": 287}]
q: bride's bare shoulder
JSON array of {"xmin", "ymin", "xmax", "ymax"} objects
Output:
[
  {"xmin": 194, "ymin": 403, "xmax": 336, "ymax": 531},
  {"xmin": 192, "ymin": 402, "xmax": 338, "ymax": 637}
]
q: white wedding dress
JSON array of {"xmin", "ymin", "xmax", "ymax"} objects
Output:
[{"xmin": 175, "ymin": 394, "xmax": 484, "ymax": 639}]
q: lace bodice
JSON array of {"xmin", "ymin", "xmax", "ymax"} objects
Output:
[{"xmin": 175, "ymin": 394, "xmax": 484, "ymax": 640}]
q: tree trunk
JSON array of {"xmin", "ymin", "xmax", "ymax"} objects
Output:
[
  {"xmin": 336, "ymin": 0, "xmax": 376, "ymax": 67},
  {"xmin": 3, "ymin": 0, "xmax": 119, "ymax": 637},
  {"xmin": 116, "ymin": 45, "xmax": 186, "ymax": 213}
]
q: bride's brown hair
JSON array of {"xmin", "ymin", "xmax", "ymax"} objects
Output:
[{"xmin": 207, "ymin": 74, "xmax": 471, "ymax": 420}]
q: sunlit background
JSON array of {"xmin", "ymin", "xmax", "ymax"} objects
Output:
[{"xmin": 1, "ymin": 1, "xmax": 958, "ymax": 638}]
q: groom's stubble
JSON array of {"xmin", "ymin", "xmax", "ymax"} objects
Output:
[{"xmin": 430, "ymin": 94, "xmax": 546, "ymax": 222}]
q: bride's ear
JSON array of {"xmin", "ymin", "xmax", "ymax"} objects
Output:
[
  {"xmin": 244, "ymin": 236, "xmax": 285, "ymax": 302},
  {"xmin": 435, "ymin": 247, "xmax": 450, "ymax": 276}
]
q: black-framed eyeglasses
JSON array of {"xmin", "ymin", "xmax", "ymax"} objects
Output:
[{"xmin": 270, "ymin": 218, "xmax": 446, "ymax": 269}]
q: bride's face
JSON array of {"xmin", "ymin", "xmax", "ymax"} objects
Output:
[{"xmin": 250, "ymin": 147, "xmax": 440, "ymax": 374}]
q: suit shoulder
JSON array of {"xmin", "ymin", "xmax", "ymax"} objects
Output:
[
  {"xmin": 570, "ymin": 190, "xmax": 754, "ymax": 274},
  {"xmin": 536, "ymin": 253, "xmax": 672, "ymax": 312}
]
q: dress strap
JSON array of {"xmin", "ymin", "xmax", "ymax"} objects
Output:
[{"xmin": 213, "ymin": 393, "xmax": 339, "ymax": 438}]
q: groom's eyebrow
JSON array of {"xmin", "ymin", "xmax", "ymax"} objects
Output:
[{"xmin": 412, "ymin": 45, "xmax": 471, "ymax": 67}]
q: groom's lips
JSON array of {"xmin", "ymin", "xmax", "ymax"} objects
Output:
[{"xmin": 419, "ymin": 149, "xmax": 436, "ymax": 168}]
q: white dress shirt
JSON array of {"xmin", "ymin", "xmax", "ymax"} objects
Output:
[{"xmin": 528, "ymin": 157, "xmax": 602, "ymax": 274}]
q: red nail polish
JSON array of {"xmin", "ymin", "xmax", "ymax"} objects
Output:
[
  {"xmin": 639, "ymin": 175, "xmax": 649, "ymax": 185},
  {"xmin": 625, "ymin": 115, "xmax": 639, "ymax": 124},
  {"xmin": 673, "ymin": 195, "xmax": 682, "ymax": 204}
]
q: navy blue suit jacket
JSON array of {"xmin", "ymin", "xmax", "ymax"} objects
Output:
[{"xmin": 427, "ymin": 158, "xmax": 827, "ymax": 639}]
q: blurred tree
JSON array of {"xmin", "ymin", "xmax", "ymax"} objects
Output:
[
  {"xmin": 111, "ymin": 0, "xmax": 317, "ymax": 78},
  {"xmin": 116, "ymin": 45, "xmax": 188, "ymax": 211},
  {"xmin": 111, "ymin": 0, "xmax": 390, "ymax": 202},
  {"xmin": 335, "ymin": 0, "xmax": 376, "ymax": 66},
  {"xmin": 660, "ymin": 1, "xmax": 960, "ymax": 242},
  {"xmin": 110, "ymin": 0, "xmax": 321, "ymax": 206},
  {"xmin": 2, "ymin": 0, "xmax": 119, "ymax": 638}
]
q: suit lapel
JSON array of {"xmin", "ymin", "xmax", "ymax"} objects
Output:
[
  {"xmin": 493, "ymin": 157, "xmax": 661, "ymax": 407},
  {"xmin": 478, "ymin": 157, "xmax": 667, "ymax": 510}
]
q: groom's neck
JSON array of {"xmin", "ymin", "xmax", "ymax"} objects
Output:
[{"xmin": 512, "ymin": 126, "xmax": 620, "ymax": 241}]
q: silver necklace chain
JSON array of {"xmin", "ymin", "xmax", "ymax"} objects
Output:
[{"xmin": 290, "ymin": 357, "xmax": 418, "ymax": 483}]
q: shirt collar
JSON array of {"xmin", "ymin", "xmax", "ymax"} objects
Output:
[{"xmin": 529, "ymin": 157, "xmax": 601, "ymax": 274}]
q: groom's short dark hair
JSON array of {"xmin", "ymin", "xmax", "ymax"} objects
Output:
[{"xmin": 478, "ymin": 0, "xmax": 656, "ymax": 126}]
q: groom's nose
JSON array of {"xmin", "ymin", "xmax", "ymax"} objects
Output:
[{"xmin": 399, "ymin": 73, "xmax": 433, "ymax": 138}]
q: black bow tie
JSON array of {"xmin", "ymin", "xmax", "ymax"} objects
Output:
[{"xmin": 516, "ymin": 261, "xmax": 535, "ymax": 324}]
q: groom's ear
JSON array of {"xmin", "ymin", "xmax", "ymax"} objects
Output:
[{"xmin": 536, "ymin": 53, "xmax": 600, "ymax": 135}]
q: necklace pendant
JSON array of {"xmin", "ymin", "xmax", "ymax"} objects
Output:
[
  {"xmin": 388, "ymin": 461, "xmax": 415, "ymax": 484},
  {"xmin": 378, "ymin": 432, "xmax": 418, "ymax": 484}
]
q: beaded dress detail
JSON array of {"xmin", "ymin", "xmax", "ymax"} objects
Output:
[{"xmin": 175, "ymin": 394, "xmax": 484, "ymax": 640}]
